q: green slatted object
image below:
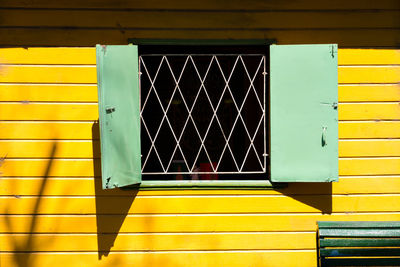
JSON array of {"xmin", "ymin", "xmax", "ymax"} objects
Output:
[
  {"xmin": 318, "ymin": 221, "xmax": 400, "ymax": 266},
  {"xmin": 270, "ymin": 44, "xmax": 338, "ymax": 182},
  {"xmin": 96, "ymin": 44, "xmax": 141, "ymax": 189}
]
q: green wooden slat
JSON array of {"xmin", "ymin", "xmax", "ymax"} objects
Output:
[
  {"xmin": 318, "ymin": 221, "xmax": 400, "ymax": 229},
  {"xmin": 270, "ymin": 44, "xmax": 338, "ymax": 183},
  {"xmin": 96, "ymin": 44, "xmax": 141, "ymax": 189},
  {"xmin": 321, "ymin": 248, "xmax": 400, "ymax": 257},
  {"xmin": 322, "ymin": 258, "xmax": 400, "ymax": 266},
  {"xmin": 319, "ymin": 229, "xmax": 400, "ymax": 237},
  {"xmin": 320, "ymin": 238, "xmax": 400, "ymax": 247}
]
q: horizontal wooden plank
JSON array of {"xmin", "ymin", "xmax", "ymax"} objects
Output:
[
  {"xmin": 339, "ymin": 66, "xmax": 400, "ymax": 84},
  {"xmin": 0, "ymin": 121, "xmax": 399, "ymax": 139},
  {"xmin": 0, "ymin": 159, "xmax": 96, "ymax": 177},
  {"xmin": 1, "ymin": 65, "xmax": 398, "ymax": 85},
  {"xmin": 2, "ymin": 139, "xmax": 399, "ymax": 158},
  {"xmin": 338, "ymin": 49, "xmax": 400, "ymax": 65},
  {"xmin": 0, "ymin": 65, "xmax": 97, "ymax": 83},
  {"xmin": 2, "ymin": 102, "xmax": 400, "ymax": 121},
  {"xmin": 0, "ymin": 232, "xmax": 315, "ymax": 251},
  {"xmin": 2, "ymin": 176, "xmax": 400, "ymax": 196},
  {"xmin": 340, "ymin": 158, "xmax": 400, "ymax": 175},
  {"xmin": 0, "ymin": 0, "xmax": 398, "ymax": 10},
  {"xmin": 320, "ymin": 238, "xmax": 400, "ymax": 247},
  {"xmin": 0, "ymin": 103, "xmax": 98, "ymax": 121},
  {"xmin": 321, "ymin": 248, "xmax": 400, "ymax": 256},
  {"xmin": 3, "ymin": 194, "xmax": 400, "ymax": 214},
  {"xmin": 0, "ymin": 48, "xmax": 96, "ymax": 65},
  {"xmin": 2, "ymin": 158, "xmax": 399, "ymax": 177},
  {"xmin": 319, "ymin": 229, "xmax": 400, "ymax": 237},
  {"xmin": 340, "ymin": 121, "xmax": 400, "ymax": 139},
  {"xmin": 339, "ymin": 103, "xmax": 400, "ymax": 121},
  {"xmin": 322, "ymin": 258, "xmax": 400, "ymax": 267},
  {"xmin": 1, "ymin": 28, "xmax": 399, "ymax": 47},
  {"xmin": 1, "ymin": 84, "xmax": 399, "ymax": 103},
  {"xmin": 0, "ymin": 140, "xmax": 99, "ymax": 158},
  {"xmin": 319, "ymin": 221, "xmax": 400, "ymax": 228},
  {"xmin": 0, "ymin": 251, "xmax": 316, "ymax": 267},
  {"xmin": 0, "ymin": 48, "xmax": 398, "ymax": 66},
  {"xmin": 3, "ymin": 213, "xmax": 400, "ymax": 233},
  {"xmin": 342, "ymin": 158, "xmax": 400, "ymax": 175},
  {"xmin": 0, "ymin": 84, "xmax": 98, "ymax": 102},
  {"xmin": 340, "ymin": 140, "xmax": 400, "ymax": 157},
  {"xmin": 339, "ymin": 84, "xmax": 400, "ymax": 102},
  {"xmin": 0, "ymin": 122, "xmax": 97, "ymax": 139},
  {"xmin": 2, "ymin": 10, "xmax": 400, "ymax": 29}
]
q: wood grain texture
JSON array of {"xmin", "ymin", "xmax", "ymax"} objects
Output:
[
  {"xmin": 340, "ymin": 140, "xmax": 400, "ymax": 157},
  {"xmin": 0, "ymin": 140, "xmax": 99, "ymax": 158},
  {"xmin": 2, "ymin": 102, "xmax": 400, "ymax": 121},
  {"xmin": 0, "ymin": 48, "xmax": 96, "ymax": 65},
  {"xmin": 339, "ymin": 121, "xmax": 400, "ymax": 139},
  {"xmin": 1, "ymin": 48, "xmax": 399, "ymax": 65},
  {"xmin": 0, "ymin": 251, "xmax": 316, "ymax": 267},
  {"xmin": 0, "ymin": 84, "xmax": 98, "ymax": 102},
  {"xmin": 339, "ymin": 66, "xmax": 400, "ymax": 84},
  {"xmin": 0, "ymin": 122, "xmax": 97, "ymax": 139},
  {"xmin": 2, "ymin": 9, "xmax": 400, "ymax": 29},
  {"xmin": 2, "ymin": 158, "xmax": 400, "ymax": 177},
  {"xmin": 2, "ymin": 176, "xmax": 400, "ymax": 196},
  {"xmin": 339, "ymin": 84, "xmax": 400, "ymax": 102},
  {"xmin": 2, "ymin": 139, "xmax": 399, "ymax": 158},
  {"xmin": 338, "ymin": 49, "xmax": 400, "ymax": 65},
  {"xmin": 1, "ymin": 121, "xmax": 399, "ymax": 139},
  {"xmin": 339, "ymin": 103, "xmax": 400, "ymax": 121},
  {"xmin": 2, "ymin": 65, "xmax": 399, "ymax": 84},
  {"xmin": 1, "ymin": 84, "xmax": 399, "ymax": 102},
  {"xmin": 0, "ymin": 232, "xmax": 315, "ymax": 251},
  {"xmin": 1, "ymin": 28, "xmax": 399, "ymax": 47},
  {"xmin": 0, "ymin": 65, "xmax": 96, "ymax": 83},
  {"xmin": 3, "ymin": 194, "xmax": 400, "ymax": 214},
  {"xmin": 3, "ymin": 213, "xmax": 400, "ymax": 233},
  {"xmin": 0, "ymin": 0, "xmax": 399, "ymax": 10}
]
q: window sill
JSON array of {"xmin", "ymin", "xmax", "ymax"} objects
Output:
[{"xmin": 126, "ymin": 180, "xmax": 286, "ymax": 190}]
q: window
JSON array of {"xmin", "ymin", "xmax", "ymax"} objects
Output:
[
  {"xmin": 96, "ymin": 42, "xmax": 338, "ymax": 189},
  {"xmin": 139, "ymin": 45, "xmax": 267, "ymax": 181}
]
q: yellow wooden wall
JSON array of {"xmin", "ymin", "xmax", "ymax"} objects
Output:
[
  {"xmin": 0, "ymin": 47, "xmax": 400, "ymax": 267},
  {"xmin": 1, "ymin": 0, "xmax": 400, "ymax": 266}
]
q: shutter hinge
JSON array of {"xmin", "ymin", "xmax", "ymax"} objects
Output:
[
  {"xmin": 106, "ymin": 107, "xmax": 116, "ymax": 114},
  {"xmin": 330, "ymin": 45, "xmax": 337, "ymax": 58}
]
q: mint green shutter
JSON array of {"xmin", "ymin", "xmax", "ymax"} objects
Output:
[
  {"xmin": 96, "ymin": 45, "xmax": 141, "ymax": 189},
  {"xmin": 270, "ymin": 44, "xmax": 338, "ymax": 182}
]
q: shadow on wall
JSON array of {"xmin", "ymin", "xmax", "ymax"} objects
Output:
[
  {"xmin": 276, "ymin": 182, "xmax": 332, "ymax": 214},
  {"xmin": 3, "ymin": 143, "xmax": 57, "ymax": 267},
  {"xmin": 92, "ymin": 121, "xmax": 138, "ymax": 260}
]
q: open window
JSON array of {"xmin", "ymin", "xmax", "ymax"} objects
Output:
[{"xmin": 96, "ymin": 42, "xmax": 338, "ymax": 189}]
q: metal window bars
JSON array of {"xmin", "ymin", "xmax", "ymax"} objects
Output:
[{"xmin": 139, "ymin": 54, "xmax": 267, "ymax": 175}]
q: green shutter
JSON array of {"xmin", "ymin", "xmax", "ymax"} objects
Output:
[
  {"xmin": 270, "ymin": 44, "xmax": 338, "ymax": 182},
  {"xmin": 96, "ymin": 45, "xmax": 141, "ymax": 189}
]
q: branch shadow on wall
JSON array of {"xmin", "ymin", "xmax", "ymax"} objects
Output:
[
  {"xmin": 92, "ymin": 122, "xmax": 138, "ymax": 260},
  {"xmin": 3, "ymin": 143, "xmax": 57, "ymax": 267},
  {"xmin": 275, "ymin": 182, "xmax": 332, "ymax": 214}
]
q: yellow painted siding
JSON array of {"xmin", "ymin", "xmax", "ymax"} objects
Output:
[
  {"xmin": 0, "ymin": 2, "xmax": 399, "ymax": 47},
  {"xmin": 1, "ymin": 46, "xmax": 400, "ymax": 267}
]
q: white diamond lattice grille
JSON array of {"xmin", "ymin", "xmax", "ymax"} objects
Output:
[{"xmin": 140, "ymin": 54, "xmax": 267, "ymax": 175}]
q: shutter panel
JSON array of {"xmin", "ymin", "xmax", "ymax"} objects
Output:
[
  {"xmin": 96, "ymin": 45, "xmax": 141, "ymax": 189},
  {"xmin": 270, "ymin": 44, "xmax": 338, "ymax": 182}
]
